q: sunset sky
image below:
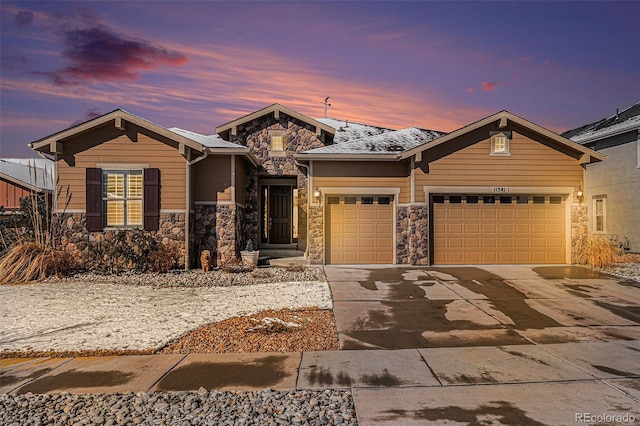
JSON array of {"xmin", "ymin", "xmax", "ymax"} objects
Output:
[{"xmin": 1, "ymin": 1, "xmax": 638, "ymax": 157}]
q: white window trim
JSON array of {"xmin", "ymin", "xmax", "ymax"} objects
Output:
[
  {"xmin": 490, "ymin": 132, "xmax": 511, "ymax": 156},
  {"xmin": 103, "ymin": 169, "xmax": 144, "ymax": 228},
  {"xmin": 593, "ymin": 197, "xmax": 607, "ymax": 234},
  {"xmin": 268, "ymin": 129, "xmax": 286, "ymax": 154}
]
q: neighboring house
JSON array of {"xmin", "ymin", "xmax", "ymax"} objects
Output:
[
  {"xmin": 563, "ymin": 102, "xmax": 640, "ymax": 252},
  {"xmin": 0, "ymin": 158, "xmax": 54, "ymax": 213},
  {"xmin": 30, "ymin": 104, "xmax": 604, "ymax": 267}
]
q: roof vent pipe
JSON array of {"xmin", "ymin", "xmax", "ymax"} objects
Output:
[
  {"xmin": 345, "ymin": 119, "xmax": 349, "ymax": 128},
  {"xmin": 616, "ymin": 108, "xmax": 619, "ymax": 119}
]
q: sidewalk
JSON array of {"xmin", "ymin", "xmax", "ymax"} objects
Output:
[{"xmin": 2, "ymin": 342, "xmax": 639, "ymax": 425}]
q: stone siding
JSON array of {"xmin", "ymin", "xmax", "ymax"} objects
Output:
[
  {"xmin": 194, "ymin": 204, "xmax": 239, "ymax": 267},
  {"xmin": 571, "ymin": 202, "xmax": 589, "ymax": 261},
  {"xmin": 229, "ymin": 114, "xmax": 325, "ymax": 251},
  {"xmin": 396, "ymin": 205, "xmax": 429, "ymax": 265},
  {"xmin": 307, "ymin": 204, "xmax": 324, "ymax": 264},
  {"xmin": 55, "ymin": 212, "xmax": 186, "ymax": 267}
]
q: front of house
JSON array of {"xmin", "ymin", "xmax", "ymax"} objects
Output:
[{"xmin": 29, "ymin": 103, "xmax": 604, "ymax": 268}]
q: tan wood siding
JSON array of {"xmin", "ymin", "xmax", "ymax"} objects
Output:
[
  {"xmin": 0, "ymin": 179, "xmax": 32, "ymax": 209},
  {"xmin": 57, "ymin": 123, "xmax": 187, "ymax": 210},
  {"xmin": 414, "ymin": 132, "xmax": 583, "ymax": 203},
  {"xmin": 314, "ymin": 161, "xmax": 411, "ymax": 204},
  {"xmin": 235, "ymin": 156, "xmax": 247, "ymax": 205},
  {"xmin": 192, "ymin": 156, "xmax": 232, "ymax": 202}
]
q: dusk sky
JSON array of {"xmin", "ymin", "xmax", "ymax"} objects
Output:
[{"xmin": 1, "ymin": 1, "xmax": 638, "ymax": 158}]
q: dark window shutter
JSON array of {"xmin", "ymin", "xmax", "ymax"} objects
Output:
[
  {"xmin": 86, "ymin": 168, "xmax": 102, "ymax": 232},
  {"xmin": 144, "ymin": 168, "xmax": 160, "ymax": 231}
]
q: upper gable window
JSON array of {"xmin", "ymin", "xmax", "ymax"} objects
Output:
[
  {"xmin": 490, "ymin": 131, "xmax": 511, "ymax": 156},
  {"xmin": 269, "ymin": 129, "xmax": 286, "ymax": 155}
]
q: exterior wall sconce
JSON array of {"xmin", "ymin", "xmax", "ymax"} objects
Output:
[
  {"xmin": 577, "ymin": 187, "xmax": 583, "ymax": 198},
  {"xmin": 313, "ymin": 188, "xmax": 321, "ymax": 200}
]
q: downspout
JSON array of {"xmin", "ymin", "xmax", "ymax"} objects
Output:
[
  {"xmin": 294, "ymin": 158, "xmax": 311, "ymax": 259},
  {"xmin": 184, "ymin": 148, "xmax": 208, "ymax": 269}
]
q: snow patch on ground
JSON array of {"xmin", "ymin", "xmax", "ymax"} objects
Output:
[{"xmin": 0, "ymin": 281, "xmax": 332, "ymax": 353}]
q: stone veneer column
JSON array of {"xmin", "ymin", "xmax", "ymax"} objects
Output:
[
  {"xmin": 396, "ymin": 205, "xmax": 429, "ymax": 265},
  {"xmin": 307, "ymin": 204, "xmax": 324, "ymax": 264},
  {"xmin": 571, "ymin": 203, "xmax": 588, "ymax": 262},
  {"xmin": 215, "ymin": 204, "xmax": 237, "ymax": 264}
]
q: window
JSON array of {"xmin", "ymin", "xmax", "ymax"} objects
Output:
[
  {"xmin": 483, "ymin": 195, "xmax": 495, "ymax": 204},
  {"xmin": 500, "ymin": 196, "xmax": 512, "ymax": 204},
  {"xmin": 362, "ymin": 196, "xmax": 374, "ymax": 205},
  {"xmin": 465, "ymin": 195, "xmax": 479, "ymax": 204},
  {"xmin": 449, "ymin": 195, "xmax": 462, "ymax": 204},
  {"xmin": 378, "ymin": 197, "xmax": 391, "ymax": 205},
  {"xmin": 490, "ymin": 131, "xmax": 511, "ymax": 155},
  {"xmin": 594, "ymin": 197, "xmax": 606, "ymax": 233},
  {"xmin": 533, "ymin": 196, "xmax": 545, "ymax": 204},
  {"xmin": 516, "ymin": 195, "xmax": 529, "ymax": 204},
  {"xmin": 269, "ymin": 129, "xmax": 286, "ymax": 153},
  {"xmin": 103, "ymin": 170, "xmax": 143, "ymax": 227}
]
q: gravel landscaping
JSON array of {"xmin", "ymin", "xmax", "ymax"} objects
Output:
[
  {"xmin": 590, "ymin": 253, "xmax": 640, "ymax": 283},
  {"xmin": 0, "ymin": 389, "xmax": 357, "ymax": 425},
  {"xmin": 1, "ymin": 271, "xmax": 332, "ymax": 355}
]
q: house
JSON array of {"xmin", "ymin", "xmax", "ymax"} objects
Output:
[
  {"xmin": 563, "ymin": 102, "xmax": 640, "ymax": 252},
  {"xmin": 29, "ymin": 104, "xmax": 604, "ymax": 267},
  {"xmin": 0, "ymin": 158, "xmax": 54, "ymax": 213}
]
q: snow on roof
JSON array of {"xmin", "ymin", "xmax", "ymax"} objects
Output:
[
  {"xmin": 304, "ymin": 127, "xmax": 446, "ymax": 155},
  {"xmin": 0, "ymin": 158, "xmax": 54, "ymax": 191},
  {"xmin": 565, "ymin": 102, "xmax": 640, "ymax": 144},
  {"xmin": 168, "ymin": 128, "xmax": 244, "ymax": 149},
  {"xmin": 315, "ymin": 118, "xmax": 394, "ymax": 143}
]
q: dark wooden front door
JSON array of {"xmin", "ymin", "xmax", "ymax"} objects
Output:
[{"xmin": 269, "ymin": 186, "xmax": 292, "ymax": 244}]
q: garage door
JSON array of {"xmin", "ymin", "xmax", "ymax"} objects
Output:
[
  {"xmin": 326, "ymin": 195, "xmax": 393, "ymax": 264},
  {"xmin": 433, "ymin": 194, "xmax": 565, "ymax": 264}
]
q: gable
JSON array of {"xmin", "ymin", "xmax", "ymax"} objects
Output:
[
  {"xmin": 216, "ymin": 104, "xmax": 335, "ymax": 142},
  {"xmin": 404, "ymin": 111, "xmax": 605, "ymax": 165}
]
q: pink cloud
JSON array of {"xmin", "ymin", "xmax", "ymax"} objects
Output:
[
  {"xmin": 38, "ymin": 26, "xmax": 187, "ymax": 85},
  {"xmin": 466, "ymin": 87, "xmax": 475, "ymax": 93},
  {"xmin": 482, "ymin": 81, "xmax": 498, "ymax": 91}
]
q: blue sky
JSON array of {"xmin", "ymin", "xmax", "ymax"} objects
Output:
[{"xmin": 1, "ymin": 1, "xmax": 638, "ymax": 157}]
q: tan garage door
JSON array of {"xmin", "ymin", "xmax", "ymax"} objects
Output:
[
  {"xmin": 326, "ymin": 195, "xmax": 394, "ymax": 264},
  {"xmin": 433, "ymin": 195, "xmax": 566, "ymax": 264}
]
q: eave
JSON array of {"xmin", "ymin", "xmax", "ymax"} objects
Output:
[
  {"xmin": 29, "ymin": 109, "xmax": 206, "ymax": 155},
  {"xmin": 294, "ymin": 153, "xmax": 403, "ymax": 161}
]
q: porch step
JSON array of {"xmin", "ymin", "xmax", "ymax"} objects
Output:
[
  {"xmin": 268, "ymin": 256, "xmax": 311, "ymax": 267},
  {"xmin": 259, "ymin": 249, "xmax": 304, "ymax": 258}
]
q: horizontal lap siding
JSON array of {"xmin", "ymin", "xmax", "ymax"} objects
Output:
[
  {"xmin": 235, "ymin": 156, "xmax": 247, "ymax": 205},
  {"xmin": 313, "ymin": 161, "xmax": 411, "ymax": 203},
  {"xmin": 192, "ymin": 156, "xmax": 232, "ymax": 202},
  {"xmin": 414, "ymin": 132, "xmax": 583, "ymax": 202},
  {"xmin": 57, "ymin": 124, "xmax": 186, "ymax": 210}
]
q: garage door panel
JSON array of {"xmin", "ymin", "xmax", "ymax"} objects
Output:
[
  {"xmin": 327, "ymin": 197, "xmax": 393, "ymax": 264},
  {"xmin": 434, "ymin": 194, "xmax": 565, "ymax": 265}
]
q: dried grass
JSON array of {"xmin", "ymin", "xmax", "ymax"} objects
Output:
[
  {"xmin": 0, "ymin": 242, "xmax": 75, "ymax": 285},
  {"xmin": 573, "ymin": 235, "xmax": 622, "ymax": 268}
]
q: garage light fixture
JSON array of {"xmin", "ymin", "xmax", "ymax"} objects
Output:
[
  {"xmin": 313, "ymin": 188, "xmax": 321, "ymax": 200},
  {"xmin": 577, "ymin": 187, "xmax": 583, "ymax": 198}
]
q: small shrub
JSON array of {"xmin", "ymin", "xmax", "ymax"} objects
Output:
[
  {"xmin": 221, "ymin": 257, "xmax": 255, "ymax": 273},
  {"xmin": 282, "ymin": 262, "xmax": 305, "ymax": 272},
  {"xmin": 251, "ymin": 268, "xmax": 273, "ymax": 279},
  {"xmin": 573, "ymin": 235, "xmax": 622, "ymax": 268},
  {"xmin": 84, "ymin": 229, "xmax": 181, "ymax": 274}
]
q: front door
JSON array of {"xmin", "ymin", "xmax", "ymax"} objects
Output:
[{"xmin": 269, "ymin": 186, "xmax": 292, "ymax": 244}]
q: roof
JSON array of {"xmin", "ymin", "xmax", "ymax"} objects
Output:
[
  {"xmin": 303, "ymin": 127, "xmax": 445, "ymax": 156},
  {"xmin": 168, "ymin": 128, "xmax": 245, "ymax": 149},
  {"xmin": 315, "ymin": 118, "xmax": 394, "ymax": 143},
  {"xmin": 0, "ymin": 158, "xmax": 54, "ymax": 192},
  {"xmin": 216, "ymin": 103, "xmax": 336, "ymax": 137},
  {"xmin": 562, "ymin": 102, "xmax": 640, "ymax": 144}
]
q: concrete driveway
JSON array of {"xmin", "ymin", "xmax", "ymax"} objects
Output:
[
  {"xmin": 326, "ymin": 265, "xmax": 640, "ymax": 424},
  {"xmin": 326, "ymin": 265, "xmax": 640, "ymax": 350}
]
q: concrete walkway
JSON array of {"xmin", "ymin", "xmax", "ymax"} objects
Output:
[{"xmin": 2, "ymin": 341, "xmax": 639, "ymax": 424}]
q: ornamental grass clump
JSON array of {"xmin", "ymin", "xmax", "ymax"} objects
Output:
[
  {"xmin": 573, "ymin": 235, "xmax": 622, "ymax": 268},
  {"xmin": 0, "ymin": 162, "xmax": 75, "ymax": 285}
]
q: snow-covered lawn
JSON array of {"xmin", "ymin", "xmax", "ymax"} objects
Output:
[{"xmin": 0, "ymin": 281, "xmax": 332, "ymax": 353}]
